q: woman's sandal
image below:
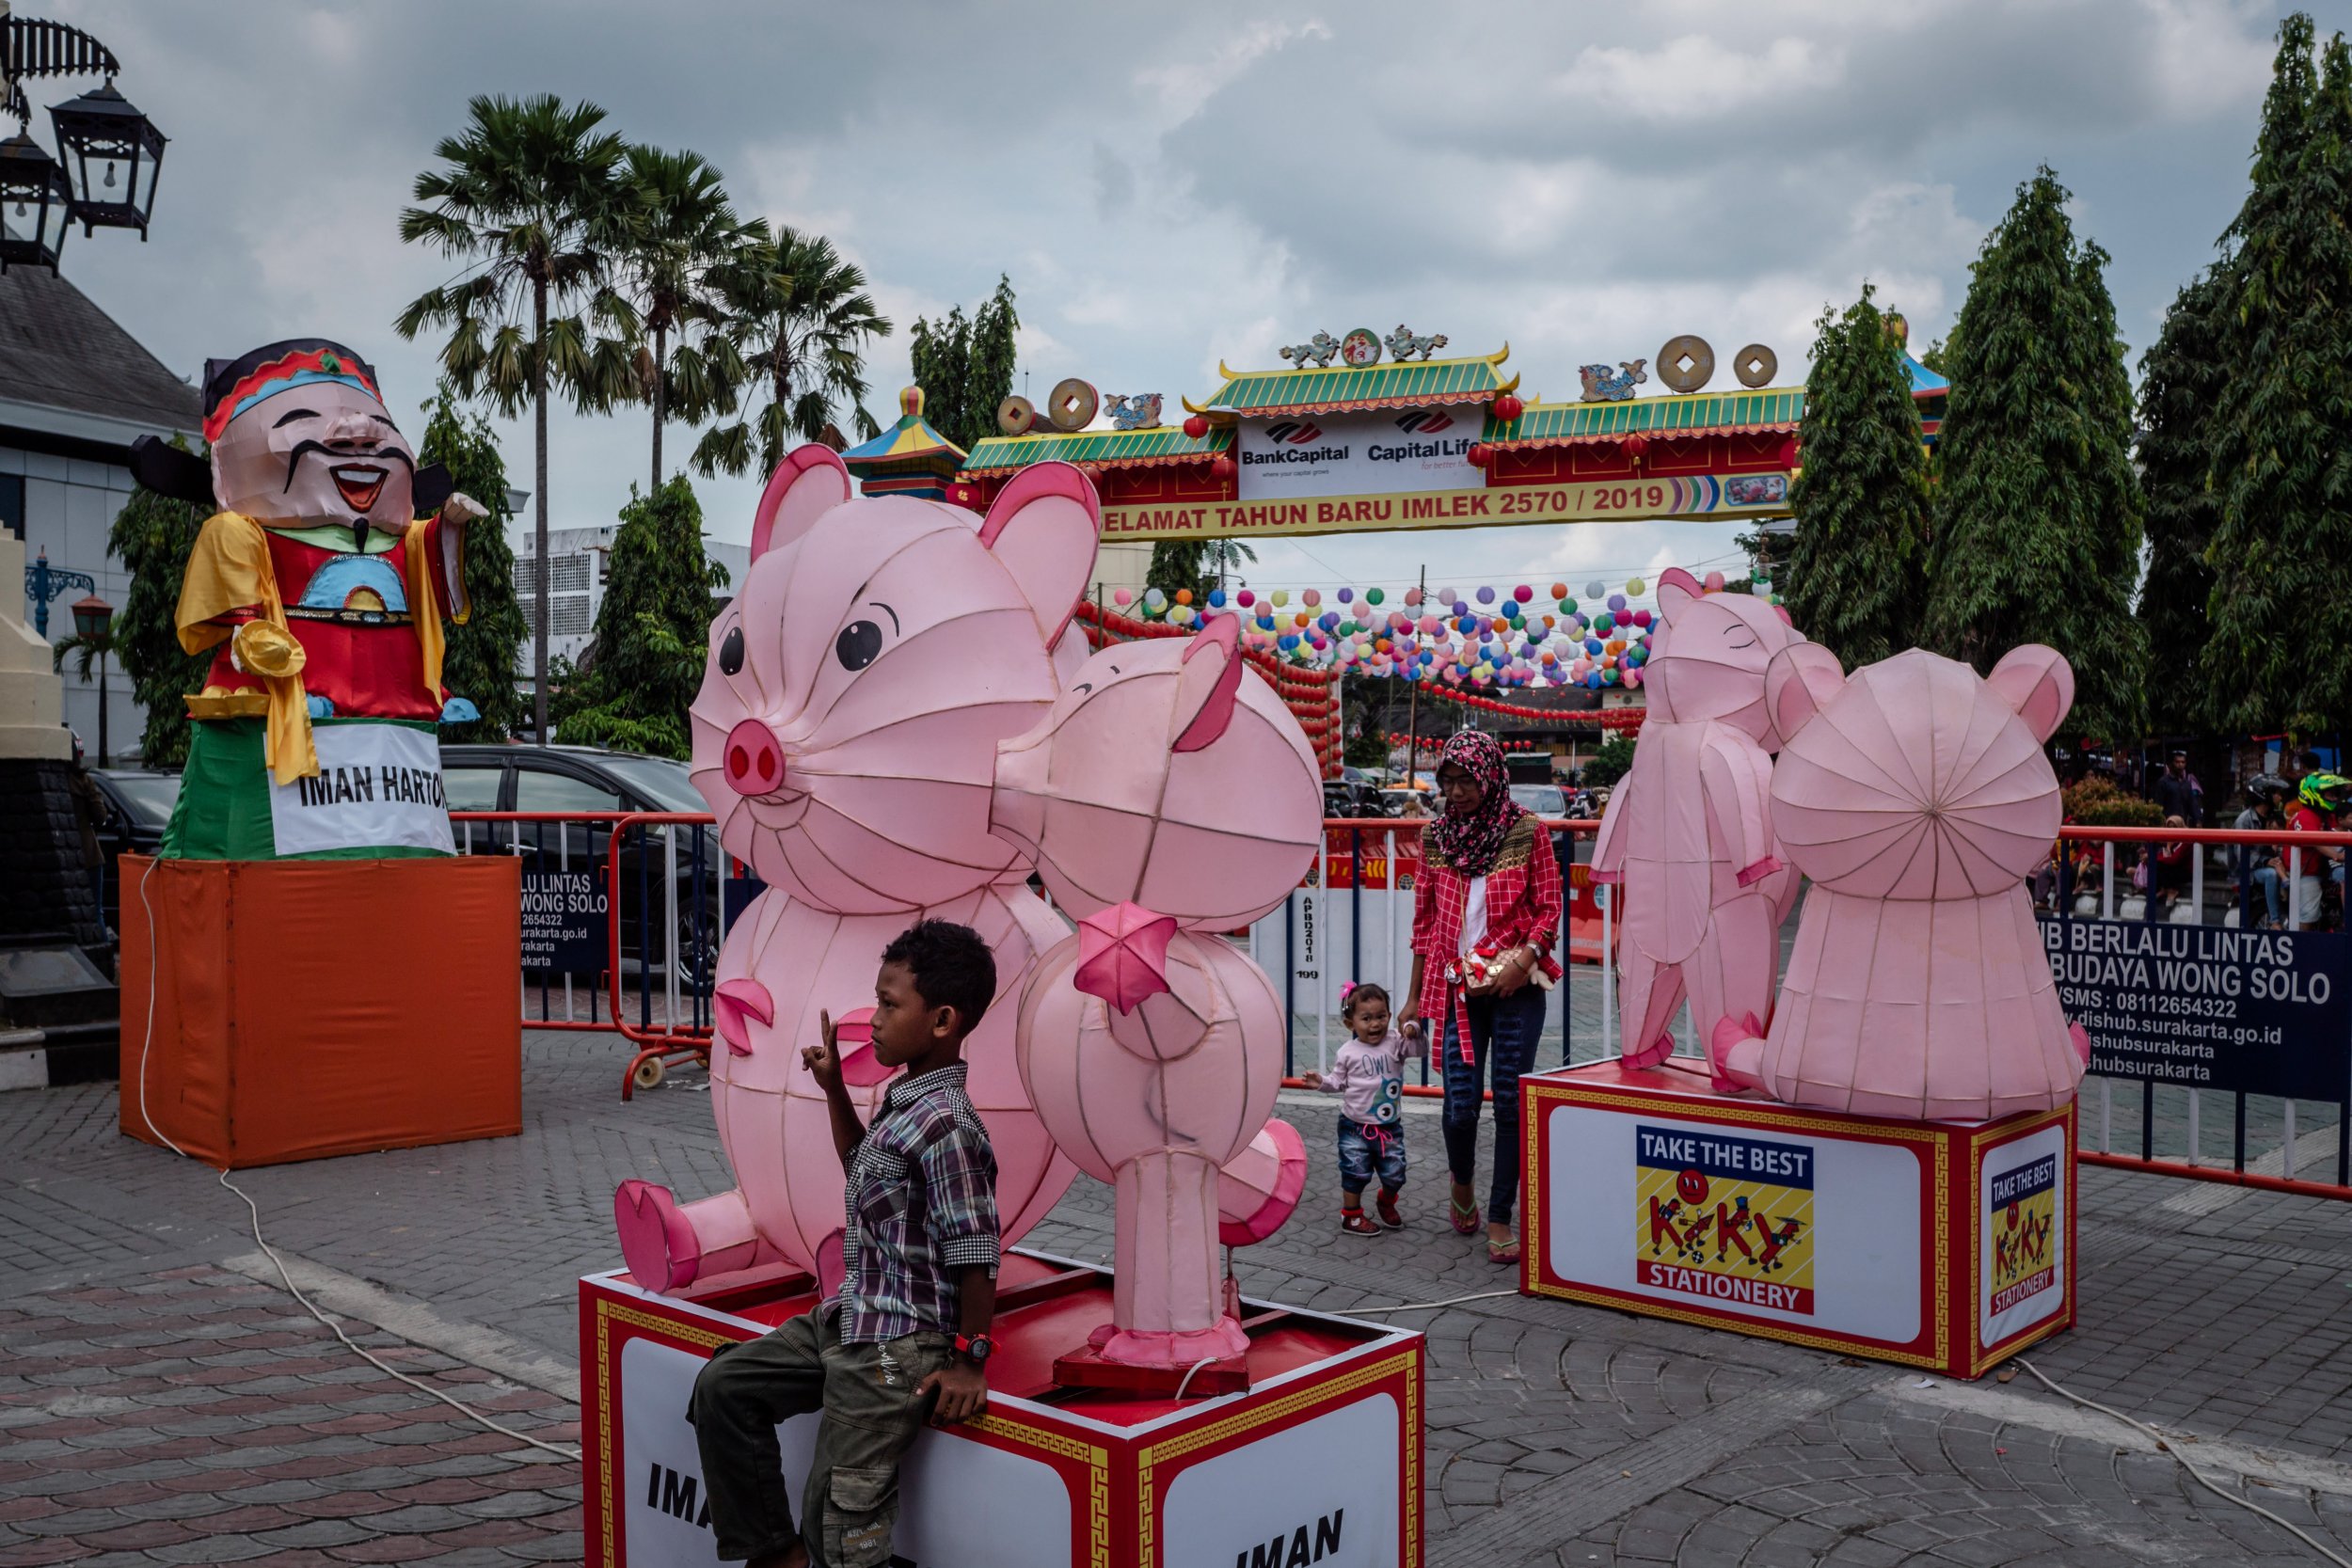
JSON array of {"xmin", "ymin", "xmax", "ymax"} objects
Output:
[
  {"xmin": 1487, "ymin": 1232, "xmax": 1522, "ymax": 1265},
  {"xmin": 1450, "ymin": 1195, "xmax": 1481, "ymax": 1236}
]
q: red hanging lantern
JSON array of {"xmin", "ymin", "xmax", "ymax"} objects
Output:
[
  {"xmin": 1468, "ymin": 443, "xmax": 1493, "ymax": 468},
  {"xmin": 1211, "ymin": 453, "xmax": 1236, "ymax": 482},
  {"xmin": 1184, "ymin": 414, "xmax": 1210, "ymax": 440},
  {"xmin": 1623, "ymin": 434, "xmax": 1650, "ymax": 461},
  {"xmin": 1492, "ymin": 392, "xmax": 1524, "ymax": 424}
]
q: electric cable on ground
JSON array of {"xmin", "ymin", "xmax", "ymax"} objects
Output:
[
  {"xmin": 134, "ymin": 858, "xmax": 583, "ymax": 1463},
  {"xmin": 2015, "ymin": 1357, "xmax": 2351, "ymax": 1568}
]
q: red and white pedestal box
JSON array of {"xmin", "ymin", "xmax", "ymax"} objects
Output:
[
  {"xmin": 581, "ymin": 1250, "xmax": 1424, "ymax": 1568},
  {"xmin": 1520, "ymin": 1060, "xmax": 2074, "ymax": 1377}
]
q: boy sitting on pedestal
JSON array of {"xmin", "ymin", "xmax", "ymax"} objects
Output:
[{"xmin": 691, "ymin": 920, "xmax": 1001, "ymax": 1568}]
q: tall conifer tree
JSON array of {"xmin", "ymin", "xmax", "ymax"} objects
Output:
[
  {"xmin": 2199, "ymin": 17, "xmax": 2352, "ymax": 735},
  {"xmin": 1781, "ymin": 284, "xmax": 1930, "ymax": 668},
  {"xmin": 549, "ymin": 475, "xmax": 728, "ymax": 757},
  {"xmin": 1922, "ymin": 168, "xmax": 2148, "ymax": 742},
  {"xmin": 2134, "ymin": 269, "xmax": 2228, "ymax": 735}
]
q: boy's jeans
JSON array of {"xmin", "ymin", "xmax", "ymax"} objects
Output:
[{"xmin": 690, "ymin": 1309, "xmax": 953, "ymax": 1565}]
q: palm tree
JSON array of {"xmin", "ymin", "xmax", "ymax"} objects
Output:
[
  {"xmin": 692, "ymin": 225, "xmax": 891, "ymax": 481},
  {"xmin": 612, "ymin": 146, "xmax": 756, "ymax": 490},
  {"xmin": 395, "ymin": 94, "xmax": 640, "ymax": 745},
  {"xmin": 51, "ymin": 623, "xmax": 119, "ymax": 766}
]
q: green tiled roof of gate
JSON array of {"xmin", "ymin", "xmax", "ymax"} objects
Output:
[
  {"xmin": 961, "ymin": 424, "xmax": 1231, "ymax": 473},
  {"xmin": 1200, "ymin": 353, "xmax": 1514, "ymax": 413},
  {"xmin": 1486, "ymin": 388, "xmax": 1805, "ymax": 442}
]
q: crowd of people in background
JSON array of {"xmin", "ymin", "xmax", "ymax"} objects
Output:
[{"xmin": 2030, "ymin": 745, "xmax": 2352, "ymax": 930}]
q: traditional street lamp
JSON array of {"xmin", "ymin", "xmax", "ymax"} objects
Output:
[
  {"xmin": 67, "ymin": 590, "xmax": 111, "ymax": 765},
  {"xmin": 49, "ymin": 82, "xmax": 165, "ymax": 238},
  {"xmin": 0, "ymin": 123, "xmax": 70, "ymax": 271},
  {"xmin": 0, "ymin": 7, "xmax": 164, "ymax": 272}
]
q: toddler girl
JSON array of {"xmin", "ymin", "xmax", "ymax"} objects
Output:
[{"xmin": 1300, "ymin": 981, "xmax": 1426, "ymax": 1234}]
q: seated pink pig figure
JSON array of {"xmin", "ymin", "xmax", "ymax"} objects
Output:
[
  {"xmin": 613, "ymin": 445, "xmax": 1098, "ymax": 1296},
  {"xmin": 993, "ymin": 612, "xmax": 1323, "ymax": 1368},
  {"xmin": 1711, "ymin": 643, "xmax": 2090, "ymax": 1121},
  {"xmin": 1593, "ymin": 568, "xmax": 1803, "ymax": 1084}
]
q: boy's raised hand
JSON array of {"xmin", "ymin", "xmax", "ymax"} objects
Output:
[{"xmin": 803, "ymin": 1009, "xmax": 843, "ymax": 1092}]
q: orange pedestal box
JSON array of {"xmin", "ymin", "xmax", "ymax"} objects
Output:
[
  {"xmin": 119, "ymin": 854, "xmax": 521, "ymax": 1168},
  {"xmin": 1521, "ymin": 1060, "xmax": 2074, "ymax": 1378},
  {"xmin": 583, "ymin": 1252, "xmax": 1424, "ymax": 1568}
]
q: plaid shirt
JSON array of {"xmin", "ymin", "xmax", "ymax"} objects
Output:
[
  {"xmin": 1411, "ymin": 815, "xmax": 1564, "ymax": 1060},
  {"xmin": 829, "ymin": 1062, "xmax": 1000, "ymax": 1344}
]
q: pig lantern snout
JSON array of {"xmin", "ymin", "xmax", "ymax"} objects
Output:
[{"xmin": 723, "ymin": 719, "xmax": 786, "ymax": 797}]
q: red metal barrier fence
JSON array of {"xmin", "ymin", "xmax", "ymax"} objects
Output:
[{"xmin": 460, "ymin": 811, "xmax": 2352, "ymax": 1199}]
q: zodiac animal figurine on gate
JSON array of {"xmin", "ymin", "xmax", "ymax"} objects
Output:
[
  {"xmin": 1592, "ymin": 568, "xmax": 1804, "ymax": 1086},
  {"xmin": 1384, "ymin": 325, "xmax": 1449, "ymax": 362},
  {"xmin": 612, "ymin": 446, "xmax": 1101, "ymax": 1297},
  {"xmin": 1710, "ymin": 643, "xmax": 2091, "ymax": 1121},
  {"xmin": 1103, "ymin": 393, "xmax": 1163, "ymax": 431},
  {"xmin": 1280, "ymin": 332, "xmax": 1342, "ymax": 369},
  {"xmin": 1579, "ymin": 359, "xmax": 1648, "ymax": 402},
  {"xmin": 993, "ymin": 611, "xmax": 1323, "ymax": 1367}
]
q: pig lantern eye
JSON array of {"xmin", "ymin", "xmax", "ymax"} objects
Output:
[
  {"xmin": 835, "ymin": 620, "xmax": 883, "ymax": 672},
  {"xmin": 718, "ymin": 625, "xmax": 745, "ymax": 675}
]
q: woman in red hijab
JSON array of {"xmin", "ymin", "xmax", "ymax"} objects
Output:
[{"xmin": 1397, "ymin": 730, "xmax": 1563, "ymax": 1262}]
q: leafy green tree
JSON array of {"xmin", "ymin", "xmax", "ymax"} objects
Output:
[
  {"xmin": 2133, "ymin": 268, "xmax": 2228, "ymax": 734},
  {"xmin": 1781, "ymin": 284, "xmax": 1931, "ymax": 667},
  {"xmin": 1921, "ymin": 167, "xmax": 2148, "ymax": 743},
  {"xmin": 909, "ymin": 275, "xmax": 1019, "ymax": 453},
  {"xmin": 396, "ymin": 93, "xmax": 640, "ymax": 744},
  {"xmin": 551, "ymin": 476, "xmax": 727, "ymax": 758},
  {"xmin": 694, "ymin": 225, "xmax": 891, "ymax": 480},
  {"xmin": 1145, "ymin": 539, "xmax": 1209, "ymax": 606},
  {"xmin": 612, "ymin": 146, "xmax": 756, "ymax": 490},
  {"xmin": 105, "ymin": 455, "xmax": 213, "ymax": 768},
  {"xmin": 416, "ymin": 385, "xmax": 528, "ymax": 743},
  {"xmin": 1581, "ymin": 734, "xmax": 1637, "ymax": 790},
  {"xmin": 2199, "ymin": 17, "xmax": 2352, "ymax": 735}
]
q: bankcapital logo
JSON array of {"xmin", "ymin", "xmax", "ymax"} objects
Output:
[
  {"xmin": 1263, "ymin": 420, "xmax": 1325, "ymax": 445},
  {"xmin": 1392, "ymin": 411, "xmax": 1455, "ymax": 435}
]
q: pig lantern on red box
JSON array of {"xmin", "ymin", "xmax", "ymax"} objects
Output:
[{"xmin": 612, "ymin": 448, "xmax": 1310, "ymax": 1323}]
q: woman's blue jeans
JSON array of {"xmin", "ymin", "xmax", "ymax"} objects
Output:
[{"xmin": 1439, "ymin": 985, "xmax": 1548, "ymax": 1226}]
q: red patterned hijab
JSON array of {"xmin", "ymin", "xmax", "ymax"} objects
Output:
[{"xmin": 1426, "ymin": 730, "xmax": 1524, "ymax": 876}]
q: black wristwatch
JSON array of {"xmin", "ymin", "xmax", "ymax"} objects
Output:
[{"xmin": 954, "ymin": 1332, "xmax": 994, "ymax": 1366}]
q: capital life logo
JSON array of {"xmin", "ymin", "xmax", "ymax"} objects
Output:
[{"xmin": 1391, "ymin": 410, "xmax": 1455, "ymax": 435}]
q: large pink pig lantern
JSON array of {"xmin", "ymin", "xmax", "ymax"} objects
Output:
[
  {"xmin": 613, "ymin": 446, "xmax": 1097, "ymax": 1294},
  {"xmin": 1711, "ymin": 643, "xmax": 2090, "ymax": 1120},
  {"xmin": 1593, "ymin": 568, "xmax": 1803, "ymax": 1085},
  {"xmin": 993, "ymin": 612, "xmax": 1323, "ymax": 1369}
]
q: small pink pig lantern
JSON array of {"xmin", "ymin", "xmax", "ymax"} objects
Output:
[
  {"xmin": 993, "ymin": 612, "xmax": 1323, "ymax": 1370},
  {"xmin": 1593, "ymin": 568, "xmax": 1803, "ymax": 1085},
  {"xmin": 613, "ymin": 446, "xmax": 1099, "ymax": 1296},
  {"xmin": 1711, "ymin": 643, "xmax": 2090, "ymax": 1120}
]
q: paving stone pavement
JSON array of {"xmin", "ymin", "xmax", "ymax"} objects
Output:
[{"xmin": 5, "ymin": 1030, "xmax": 2352, "ymax": 1565}]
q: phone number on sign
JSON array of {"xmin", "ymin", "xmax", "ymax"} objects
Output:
[{"xmin": 2060, "ymin": 985, "xmax": 2239, "ymax": 1020}]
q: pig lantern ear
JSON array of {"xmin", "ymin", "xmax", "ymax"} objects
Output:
[
  {"xmin": 977, "ymin": 461, "xmax": 1102, "ymax": 645},
  {"xmin": 1986, "ymin": 644, "xmax": 2074, "ymax": 744},
  {"xmin": 1655, "ymin": 566, "xmax": 1704, "ymax": 616},
  {"xmin": 1764, "ymin": 641, "xmax": 1845, "ymax": 747},
  {"xmin": 750, "ymin": 444, "xmax": 852, "ymax": 561},
  {"xmin": 1172, "ymin": 610, "xmax": 1244, "ymax": 753}
]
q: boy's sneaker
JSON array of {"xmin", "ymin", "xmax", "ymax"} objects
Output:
[
  {"xmin": 1375, "ymin": 1192, "xmax": 1405, "ymax": 1229},
  {"xmin": 1339, "ymin": 1210, "xmax": 1381, "ymax": 1236}
]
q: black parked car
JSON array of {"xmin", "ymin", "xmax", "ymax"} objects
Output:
[
  {"xmin": 438, "ymin": 744, "xmax": 729, "ymax": 987},
  {"xmin": 88, "ymin": 768, "xmax": 181, "ymax": 934}
]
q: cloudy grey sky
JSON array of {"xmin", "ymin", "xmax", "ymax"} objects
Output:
[{"xmin": 40, "ymin": 0, "xmax": 2333, "ymax": 601}]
